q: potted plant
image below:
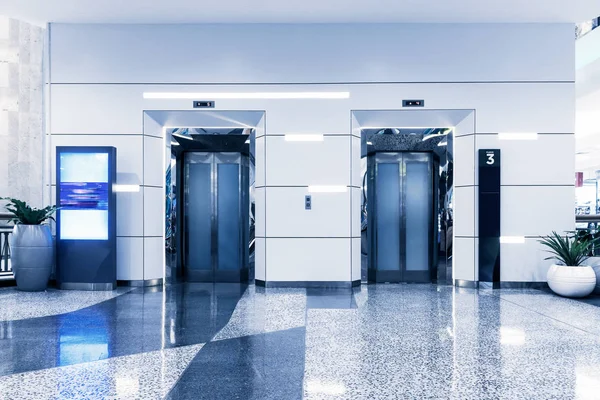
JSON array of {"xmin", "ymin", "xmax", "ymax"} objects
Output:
[
  {"xmin": 539, "ymin": 231, "xmax": 598, "ymax": 298},
  {"xmin": 1, "ymin": 198, "xmax": 56, "ymax": 291}
]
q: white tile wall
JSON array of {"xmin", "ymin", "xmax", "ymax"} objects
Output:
[
  {"xmin": 454, "ymin": 237, "xmax": 476, "ymax": 281},
  {"xmin": 117, "ymin": 237, "xmax": 144, "ymax": 280},
  {"xmin": 351, "ymin": 136, "xmax": 362, "ymax": 187},
  {"xmin": 265, "ymin": 135, "xmax": 351, "ymax": 186},
  {"xmin": 265, "ymin": 238, "xmax": 351, "ymax": 282},
  {"xmin": 351, "ymin": 187, "xmax": 362, "ymax": 238},
  {"xmin": 454, "ymin": 135, "xmax": 475, "ymax": 187},
  {"xmin": 454, "ymin": 186, "xmax": 476, "ymax": 237},
  {"xmin": 50, "ymin": 85, "xmax": 143, "ymax": 134},
  {"xmin": 144, "ymin": 237, "xmax": 164, "ymax": 280},
  {"xmin": 501, "ymin": 186, "xmax": 575, "ymax": 237},
  {"xmin": 265, "ymin": 187, "xmax": 350, "ymax": 238},
  {"xmin": 501, "ymin": 238, "xmax": 554, "ymax": 282},
  {"xmin": 143, "ymin": 186, "xmax": 163, "ymax": 237},
  {"xmin": 143, "ymin": 135, "xmax": 164, "ymax": 187},
  {"xmin": 116, "ymin": 190, "xmax": 144, "ymax": 237},
  {"xmin": 475, "ymin": 134, "xmax": 575, "ymax": 186},
  {"xmin": 255, "ymin": 136, "xmax": 266, "ymax": 187},
  {"xmin": 352, "ymin": 237, "xmax": 361, "ymax": 281},
  {"xmin": 255, "ymin": 187, "xmax": 266, "ymax": 238},
  {"xmin": 255, "ymin": 238, "xmax": 266, "ymax": 281}
]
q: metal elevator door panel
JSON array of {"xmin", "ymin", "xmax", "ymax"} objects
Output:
[
  {"xmin": 183, "ymin": 152, "xmax": 249, "ymax": 282},
  {"xmin": 367, "ymin": 152, "xmax": 434, "ymax": 283}
]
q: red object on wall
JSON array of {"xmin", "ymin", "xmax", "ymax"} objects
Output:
[{"xmin": 576, "ymin": 172, "xmax": 584, "ymax": 187}]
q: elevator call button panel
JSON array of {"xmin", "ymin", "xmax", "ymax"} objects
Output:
[{"xmin": 305, "ymin": 195, "xmax": 312, "ymax": 210}]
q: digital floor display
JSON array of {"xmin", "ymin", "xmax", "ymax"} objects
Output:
[{"xmin": 56, "ymin": 147, "xmax": 117, "ymax": 290}]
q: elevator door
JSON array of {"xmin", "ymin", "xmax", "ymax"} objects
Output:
[
  {"xmin": 183, "ymin": 152, "xmax": 249, "ymax": 282},
  {"xmin": 367, "ymin": 152, "xmax": 434, "ymax": 283}
]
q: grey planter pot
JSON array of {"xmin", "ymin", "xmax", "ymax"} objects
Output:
[
  {"xmin": 589, "ymin": 257, "xmax": 600, "ymax": 295},
  {"xmin": 9, "ymin": 224, "xmax": 53, "ymax": 291}
]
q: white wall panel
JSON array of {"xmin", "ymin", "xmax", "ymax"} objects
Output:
[
  {"xmin": 265, "ymin": 136, "xmax": 351, "ymax": 186},
  {"xmin": 50, "ymin": 24, "xmax": 573, "ymax": 84},
  {"xmin": 49, "ymin": 134, "xmax": 143, "ymax": 185},
  {"xmin": 50, "ymin": 85, "xmax": 143, "ymax": 134},
  {"xmin": 255, "ymin": 237, "xmax": 266, "ymax": 281},
  {"xmin": 454, "ymin": 186, "xmax": 475, "ymax": 237},
  {"xmin": 116, "ymin": 190, "xmax": 144, "ymax": 237},
  {"xmin": 475, "ymin": 134, "xmax": 575, "ymax": 185},
  {"xmin": 144, "ymin": 237, "xmax": 164, "ymax": 280},
  {"xmin": 143, "ymin": 135, "xmax": 164, "ymax": 187},
  {"xmin": 352, "ymin": 238, "xmax": 361, "ymax": 281},
  {"xmin": 117, "ymin": 237, "xmax": 143, "ymax": 281},
  {"xmin": 454, "ymin": 135, "xmax": 475, "ymax": 187},
  {"xmin": 143, "ymin": 113, "xmax": 164, "ymax": 138},
  {"xmin": 255, "ymin": 136, "xmax": 266, "ymax": 187},
  {"xmin": 143, "ymin": 186, "xmax": 163, "ymax": 237},
  {"xmin": 255, "ymin": 187, "xmax": 266, "ymax": 237},
  {"xmin": 265, "ymin": 187, "xmax": 350, "ymax": 237},
  {"xmin": 454, "ymin": 237, "xmax": 475, "ymax": 281},
  {"xmin": 501, "ymin": 186, "xmax": 574, "ymax": 237},
  {"xmin": 266, "ymin": 238, "xmax": 351, "ymax": 282},
  {"xmin": 501, "ymin": 239, "xmax": 553, "ymax": 282},
  {"xmin": 351, "ymin": 187, "xmax": 361, "ymax": 238},
  {"xmin": 351, "ymin": 136, "xmax": 362, "ymax": 187}
]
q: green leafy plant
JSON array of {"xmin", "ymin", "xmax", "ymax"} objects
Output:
[
  {"xmin": 539, "ymin": 231, "xmax": 600, "ymax": 267},
  {"xmin": 1, "ymin": 198, "xmax": 57, "ymax": 225}
]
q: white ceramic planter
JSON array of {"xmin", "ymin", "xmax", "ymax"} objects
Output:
[{"xmin": 547, "ymin": 264, "xmax": 596, "ymax": 298}]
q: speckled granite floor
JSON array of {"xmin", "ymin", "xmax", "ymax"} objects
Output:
[{"xmin": 1, "ymin": 284, "xmax": 600, "ymax": 399}]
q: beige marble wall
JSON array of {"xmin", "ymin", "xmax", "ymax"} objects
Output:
[{"xmin": 0, "ymin": 17, "xmax": 44, "ymax": 207}]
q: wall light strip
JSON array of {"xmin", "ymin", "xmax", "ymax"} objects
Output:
[
  {"xmin": 113, "ymin": 185, "xmax": 140, "ymax": 193},
  {"xmin": 498, "ymin": 133, "xmax": 538, "ymax": 141},
  {"xmin": 308, "ymin": 185, "xmax": 347, "ymax": 193},
  {"xmin": 500, "ymin": 236, "xmax": 526, "ymax": 244},
  {"xmin": 285, "ymin": 134, "xmax": 324, "ymax": 142},
  {"xmin": 144, "ymin": 92, "xmax": 350, "ymax": 100}
]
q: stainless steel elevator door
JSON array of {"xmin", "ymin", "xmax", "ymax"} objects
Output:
[
  {"xmin": 368, "ymin": 152, "xmax": 434, "ymax": 283},
  {"xmin": 183, "ymin": 152, "xmax": 249, "ymax": 282}
]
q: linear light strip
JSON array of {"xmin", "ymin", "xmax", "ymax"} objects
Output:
[
  {"xmin": 285, "ymin": 134, "xmax": 324, "ymax": 142},
  {"xmin": 498, "ymin": 133, "xmax": 538, "ymax": 141},
  {"xmin": 144, "ymin": 92, "xmax": 350, "ymax": 100},
  {"xmin": 113, "ymin": 184, "xmax": 140, "ymax": 193},
  {"xmin": 308, "ymin": 185, "xmax": 348, "ymax": 193},
  {"xmin": 500, "ymin": 236, "xmax": 525, "ymax": 244}
]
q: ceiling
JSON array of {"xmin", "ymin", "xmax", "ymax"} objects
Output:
[{"xmin": 2, "ymin": 0, "xmax": 599, "ymax": 25}]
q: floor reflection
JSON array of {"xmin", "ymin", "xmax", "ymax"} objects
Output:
[{"xmin": 0, "ymin": 283, "xmax": 246, "ymax": 376}]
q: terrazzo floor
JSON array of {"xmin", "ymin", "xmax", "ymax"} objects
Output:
[{"xmin": 1, "ymin": 284, "xmax": 600, "ymax": 399}]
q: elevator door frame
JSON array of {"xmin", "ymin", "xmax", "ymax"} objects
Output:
[
  {"xmin": 367, "ymin": 152, "xmax": 436, "ymax": 283},
  {"xmin": 181, "ymin": 152, "xmax": 249, "ymax": 283}
]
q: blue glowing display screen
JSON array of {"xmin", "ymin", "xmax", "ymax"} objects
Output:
[{"xmin": 59, "ymin": 152, "xmax": 110, "ymax": 240}]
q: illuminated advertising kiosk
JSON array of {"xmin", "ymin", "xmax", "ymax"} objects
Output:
[{"xmin": 56, "ymin": 147, "xmax": 117, "ymax": 290}]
